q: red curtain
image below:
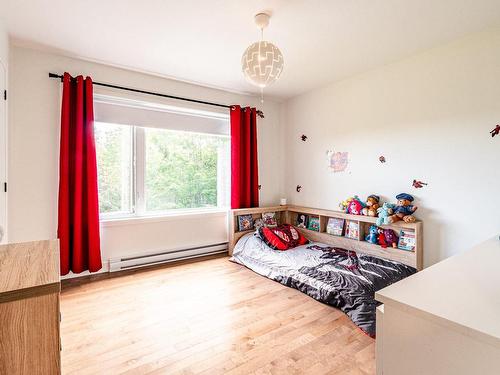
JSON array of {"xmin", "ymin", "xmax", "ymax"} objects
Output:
[
  {"xmin": 230, "ymin": 105, "xmax": 259, "ymax": 209},
  {"xmin": 58, "ymin": 73, "xmax": 102, "ymax": 275}
]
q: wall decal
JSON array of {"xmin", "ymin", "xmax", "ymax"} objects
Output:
[
  {"xmin": 379, "ymin": 155, "xmax": 386, "ymax": 163},
  {"xmin": 301, "ymin": 134, "xmax": 308, "ymax": 141},
  {"xmin": 327, "ymin": 150, "xmax": 349, "ymax": 173},
  {"xmin": 256, "ymin": 110, "xmax": 265, "ymax": 119},
  {"xmin": 490, "ymin": 124, "xmax": 500, "ymax": 137},
  {"xmin": 412, "ymin": 180, "xmax": 428, "ymax": 189},
  {"xmin": 258, "ymin": 185, "xmax": 262, "ymax": 190},
  {"xmin": 296, "ymin": 185, "xmax": 302, "ymax": 192}
]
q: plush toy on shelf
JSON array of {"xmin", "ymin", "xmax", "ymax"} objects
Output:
[
  {"xmin": 340, "ymin": 195, "xmax": 365, "ymax": 215},
  {"xmin": 346, "ymin": 196, "xmax": 365, "ymax": 215},
  {"xmin": 377, "ymin": 228, "xmax": 387, "ymax": 248},
  {"xmin": 388, "ymin": 193, "xmax": 418, "ymax": 223},
  {"xmin": 362, "ymin": 195, "xmax": 380, "ymax": 217},
  {"xmin": 383, "ymin": 229, "xmax": 399, "ymax": 248},
  {"xmin": 365, "ymin": 225, "xmax": 379, "ymax": 244},
  {"xmin": 376, "ymin": 202, "xmax": 396, "ymax": 226},
  {"xmin": 339, "ymin": 196, "xmax": 355, "ymax": 211}
]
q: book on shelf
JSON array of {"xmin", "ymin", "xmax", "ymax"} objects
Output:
[
  {"xmin": 238, "ymin": 214, "xmax": 254, "ymax": 231},
  {"xmin": 296, "ymin": 213, "xmax": 309, "ymax": 229},
  {"xmin": 345, "ymin": 220, "xmax": 361, "ymax": 240},
  {"xmin": 398, "ymin": 230, "xmax": 416, "ymax": 251},
  {"xmin": 326, "ymin": 217, "xmax": 345, "ymax": 236},
  {"xmin": 262, "ymin": 212, "xmax": 278, "ymax": 227},
  {"xmin": 307, "ymin": 217, "xmax": 320, "ymax": 232}
]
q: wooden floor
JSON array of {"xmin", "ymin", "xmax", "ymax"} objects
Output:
[{"xmin": 60, "ymin": 256, "xmax": 375, "ymax": 375}]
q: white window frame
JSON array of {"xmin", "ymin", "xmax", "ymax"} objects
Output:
[{"xmin": 96, "ymin": 117, "xmax": 230, "ymax": 222}]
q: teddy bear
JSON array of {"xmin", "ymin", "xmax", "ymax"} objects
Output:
[
  {"xmin": 362, "ymin": 195, "xmax": 380, "ymax": 217},
  {"xmin": 376, "ymin": 202, "xmax": 396, "ymax": 226},
  {"xmin": 387, "ymin": 193, "xmax": 418, "ymax": 224}
]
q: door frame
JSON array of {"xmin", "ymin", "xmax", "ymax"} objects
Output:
[{"xmin": 0, "ymin": 58, "xmax": 7, "ymax": 244}]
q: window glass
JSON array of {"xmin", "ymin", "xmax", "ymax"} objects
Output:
[
  {"xmin": 144, "ymin": 128, "xmax": 229, "ymax": 212},
  {"xmin": 94, "ymin": 122, "xmax": 133, "ymax": 215}
]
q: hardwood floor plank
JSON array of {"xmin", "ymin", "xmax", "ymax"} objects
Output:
[{"xmin": 60, "ymin": 257, "xmax": 375, "ymax": 375}]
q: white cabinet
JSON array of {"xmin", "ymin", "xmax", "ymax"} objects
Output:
[
  {"xmin": 0, "ymin": 60, "xmax": 6, "ymax": 244},
  {"xmin": 376, "ymin": 305, "xmax": 384, "ymax": 375},
  {"xmin": 375, "ymin": 237, "xmax": 500, "ymax": 375}
]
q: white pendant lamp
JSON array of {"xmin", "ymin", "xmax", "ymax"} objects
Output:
[{"xmin": 241, "ymin": 13, "xmax": 284, "ymax": 102}]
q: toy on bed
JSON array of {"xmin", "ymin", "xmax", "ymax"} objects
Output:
[
  {"xmin": 362, "ymin": 195, "xmax": 380, "ymax": 217},
  {"xmin": 365, "ymin": 225, "xmax": 379, "ymax": 244},
  {"xmin": 388, "ymin": 193, "xmax": 418, "ymax": 223},
  {"xmin": 376, "ymin": 202, "xmax": 396, "ymax": 226},
  {"xmin": 258, "ymin": 224, "xmax": 309, "ymax": 251},
  {"xmin": 340, "ymin": 196, "xmax": 365, "ymax": 215}
]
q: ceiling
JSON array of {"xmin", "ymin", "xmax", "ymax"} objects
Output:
[{"xmin": 2, "ymin": 0, "xmax": 500, "ymax": 100}]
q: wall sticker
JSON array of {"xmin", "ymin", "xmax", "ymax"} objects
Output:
[
  {"xmin": 490, "ymin": 124, "xmax": 500, "ymax": 138},
  {"xmin": 327, "ymin": 150, "xmax": 349, "ymax": 173},
  {"xmin": 412, "ymin": 180, "xmax": 428, "ymax": 189}
]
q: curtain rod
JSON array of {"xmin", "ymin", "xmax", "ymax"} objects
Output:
[{"xmin": 48, "ymin": 72, "xmax": 232, "ymax": 110}]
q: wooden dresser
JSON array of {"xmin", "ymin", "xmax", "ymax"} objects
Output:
[{"xmin": 0, "ymin": 240, "xmax": 61, "ymax": 374}]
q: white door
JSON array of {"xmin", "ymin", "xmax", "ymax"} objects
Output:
[{"xmin": 0, "ymin": 63, "xmax": 6, "ymax": 244}]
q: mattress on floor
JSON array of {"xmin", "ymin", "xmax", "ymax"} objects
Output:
[{"xmin": 230, "ymin": 232, "xmax": 416, "ymax": 337}]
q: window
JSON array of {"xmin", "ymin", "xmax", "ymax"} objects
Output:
[{"xmin": 94, "ymin": 97, "xmax": 230, "ymax": 219}]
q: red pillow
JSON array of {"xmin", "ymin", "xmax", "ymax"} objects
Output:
[{"xmin": 259, "ymin": 224, "xmax": 309, "ymax": 251}]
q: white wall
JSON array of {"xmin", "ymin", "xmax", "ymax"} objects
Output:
[
  {"xmin": 0, "ymin": 22, "xmax": 7, "ymax": 69},
  {"xmin": 284, "ymin": 28, "xmax": 500, "ymax": 267},
  {"xmin": 0, "ymin": 20, "xmax": 8, "ymax": 244},
  {"xmin": 8, "ymin": 46, "xmax": 285, "ymax": 269}
]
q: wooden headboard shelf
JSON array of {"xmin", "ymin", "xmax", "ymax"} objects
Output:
[{"xmin": 229, "ymin": 205, "xmax": 423, "ymax": 270}]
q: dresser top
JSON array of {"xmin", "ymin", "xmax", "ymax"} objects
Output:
[
  {"xmin": 376, "ymin": 236, "xmax": 500, "ymax": 348},
  {"xmin": 0, "ymin": 240, "xmax": 60, "ymax": 300}
]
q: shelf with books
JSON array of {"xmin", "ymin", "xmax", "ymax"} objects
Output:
[
  {"xmin": 296, "ymin": 226, "xmax": 417, "ymax": 266},
  {"xmin": 293, "ymin": 210, "xmax": 418, "ymax": 257},
  {"xmin": 234, "ymin": 208, "xmax": 287, "ymax": 233},
  {"xmin": 230, "ymin": 205, "xmax": 423, "ymax": 270},
  {"xmin": 287, "ymin": 205, "xmax": 420, "ymax": 231},
  {"xmin": 290, "ymin": 210, "xmax": 320, "ymax": 232}
]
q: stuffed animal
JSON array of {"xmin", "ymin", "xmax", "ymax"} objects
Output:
[
  {"xmin": 376, "ymin": 202, "xmax": 396, "ymax": 226},
  {"xmin": 346, "ymin": 197, "xmax": 365, "ymax": 215},
  {"xmin": 340, "ymin": 196, "xmax": 365, "ymax": 215},
  {"xmin": 362, "ymin": 195, "xmax": 380, "ymax": 217},
  {"xmin": 377, "ymin": 228, "xmax": 387, "ymax": 248},
  {"xmin": 387, "ymin": 193, "xmax": 418, "ymax": 223},
  {"xmin": 365, "ymin": 225, "xmax": 378, "ymax": 244},
  {"xmin": 383, "ymin": 229, "xmax": 399, "ymax": 248},
  {"xmin": 339, "ymin": 196, "xmax": 356, "ymax": 211}
]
